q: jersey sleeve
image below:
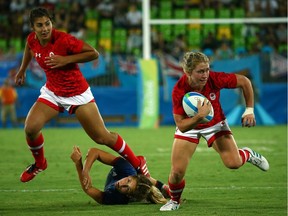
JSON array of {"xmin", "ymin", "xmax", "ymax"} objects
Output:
[
  {"xmin": 172, "ymin": 78, "xmax": 187, "ymax": 116},
  {"xmin": 211, "ymin": 71, "xmax": 237, "ymax": 89},
  {"xmin": 61, "ymin": 33, "xmax": 84, "ymax": 54},
  {"xmin": 172, "ymin": 89, "xmax": 186, "ymax": 115},
  {"xmin": 27, "ymin": 32, "xmax": 36, "ymax": 50}
]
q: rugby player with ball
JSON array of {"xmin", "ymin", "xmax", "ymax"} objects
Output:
[{"xmin": 160, "ymin": 51, "xmax": 269, "ymax": 211}]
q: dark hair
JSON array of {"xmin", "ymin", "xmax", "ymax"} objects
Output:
[
  {"xmin": 130, "ymin": 175, "xmax": 167, "ymax": 204},
  {"xmin": 29, "ymin": 7, "xmax": 53, "ymax": 26}
]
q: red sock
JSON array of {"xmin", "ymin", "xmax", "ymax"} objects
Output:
[
  {"xmin": 239, "ymin": 149, "xmax": 250, "ymax": 165},
  {"xmin": 26, "ymin": 133, "xmax": 45, "ymax": 167},
  {"xmin": 169, "ymin": 179, "xmax": 185, "ymax": 203},
  {"xmin": 111, "ymin": 135, "xmax": 140, "ymax": 168}
]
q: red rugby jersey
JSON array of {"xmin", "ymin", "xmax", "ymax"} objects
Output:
[
  {"xmin": 27, "ymin": 29, "xmax": 89, "ymax": 97},
  {"xmin": 172, "ymin": 71, "xmax": 237, "ymax": 129}
]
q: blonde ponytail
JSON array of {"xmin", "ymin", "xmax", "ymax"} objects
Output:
[
  {"xmin": 146, "ymin": 185, "xmax": 167, "ymax": 204},
  {"xmin": 130, "ymin": 175, "xmax": 168, "ymax": 204}
]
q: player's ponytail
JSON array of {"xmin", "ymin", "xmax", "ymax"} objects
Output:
[
  {"xmin": 146, "ymin": 185, "xmax": 167, "ymax": 204},
  {"xmin": 131, "ymin": 175, "xmax": 167, "ymax": 204}
]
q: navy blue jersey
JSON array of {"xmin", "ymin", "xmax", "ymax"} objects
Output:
[{"xmin": 102, "ymin": 157, "xmax": 137, "ymax": 205}]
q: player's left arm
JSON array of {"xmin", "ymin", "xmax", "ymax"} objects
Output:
[
  {"xmin": 235, "ymin": 74, "xmax": 256, "ymax": 127},
  {"xmin": 45, "ymin": 42, "xmax": 99, "ymax": 68}
]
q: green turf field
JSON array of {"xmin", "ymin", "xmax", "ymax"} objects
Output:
[{"xmin": 0, "ymin": 125, "xmax": 287, "ymax": 216}]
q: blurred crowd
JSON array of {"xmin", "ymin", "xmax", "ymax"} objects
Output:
[{"xmin": 0, "ymin": 0, "xmax": 287, "ymax": 61}]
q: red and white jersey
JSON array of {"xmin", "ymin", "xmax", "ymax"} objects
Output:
[
  {"xmin": 27, "ymin": 29, "xmax": 89, "ymax": 97},
  {"xmin": 172, "ymin": 71, "xmax": 237, "ymax": 129}
]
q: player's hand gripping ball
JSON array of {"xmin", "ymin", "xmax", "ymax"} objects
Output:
[{"xmin": 182, "ymin": 92, "xmax": 214, "ymax": 123}]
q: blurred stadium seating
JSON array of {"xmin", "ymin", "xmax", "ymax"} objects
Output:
[{"xmin": 0, "ymin": 0, "xmax": 286, "ymax": 128}]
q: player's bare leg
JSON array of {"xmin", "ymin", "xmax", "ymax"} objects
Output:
[
  {"xmin": 75, "ymin": 102, "xmax": 150, "ymax": 176},
  {"xmin": 20, "ymin": 102, "xmax": 58, "ymax": 182}
]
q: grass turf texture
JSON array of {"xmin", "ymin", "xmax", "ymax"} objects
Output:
[{"xmin": 0, "ymin": 125, "xmax": 287, "ymax": 216}]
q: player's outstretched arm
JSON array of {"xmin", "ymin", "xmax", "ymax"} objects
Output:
[{"xmin": 15, "ymin": 42, "xmax": 33, "ymax": 86}]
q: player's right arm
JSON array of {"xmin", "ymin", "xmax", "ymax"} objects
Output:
[{"xmin": 15, "ymin": 42, "xmax": 33, "ymax": 86}]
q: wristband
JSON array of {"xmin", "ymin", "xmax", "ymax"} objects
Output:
[
  {"xmin": 242, "ymin": 107, "xmax": 254, "ymax": 118},
  {"xmin": 155, "ymin": 180, "xmax": 164, "ymax": 191}
]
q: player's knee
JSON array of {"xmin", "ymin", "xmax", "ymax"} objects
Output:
[
  {"xmin": 171, "ymin": 168, "xmax": 185, "ymax": 182},
  {"xmin": 92, "ymin": 134, "xmax": 112, "ymax": 145},
  {"xmin": 224, "ymin": 160, "xmax": 242, "ymax": 169},
  {"xmin": 91, "ymin": 135, "xmax": 112, "ymax": 146},
  {"xmin": 24, "ymin": 122, "xmax": 40, "ymax": 138},
  {"xmin": 91, "ymin": 132, "xmax": 117, "ymax": 147}
]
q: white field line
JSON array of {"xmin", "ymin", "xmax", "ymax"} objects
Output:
[
  {"xmin": 236, "ymin": 140, "xmax": 277, "ymax": 145},
  {"xmin": 156, "ymin": 138, "xmax": 278, "ymax": 154},
  {"xmin": 156, "ymin": 146, "xmax": 274, "ymax": 154},
  {"xmin": 0, "ymin": 186, "xmax": 286, "ymax": 193},
  {"xmin": 186, "ymin": 186, "xmax": 287, "ymax": 191},
  {"xmin": 0, "ymin": 189, "xmax": 80, "ymax": 193}
]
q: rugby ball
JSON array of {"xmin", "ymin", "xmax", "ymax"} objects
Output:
[{"xmin": 182, "ymin": 92, "xmax": 214, "ymax": 123}]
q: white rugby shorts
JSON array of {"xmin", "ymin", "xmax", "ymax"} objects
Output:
[
  {"xmin": 37, "ymin": 85, "xmax": 95, "ymax": 114},
  {"xmin": 174, "ymin": 119, "xmax": 232, "ymax": 147}
]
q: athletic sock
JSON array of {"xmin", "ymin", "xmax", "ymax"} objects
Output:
[
  {"xmin": 26, "ymin": 133, "xmax": 45, "ymax": 167},
  {"xmin": 239, "ymin": 149, "xmax": 250, "ymax": 165},
  {"xmin": 169, "ymin": 179, "xmax": 185, "ymax": 203},
  {"xmin": 111, "ymin": 134, "xmax": 140, "ymax": 168}
]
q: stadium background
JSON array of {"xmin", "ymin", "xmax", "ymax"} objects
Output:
[{"xmin": 0, "ymin": 0, "xmax": 287, "ymax": 128}]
